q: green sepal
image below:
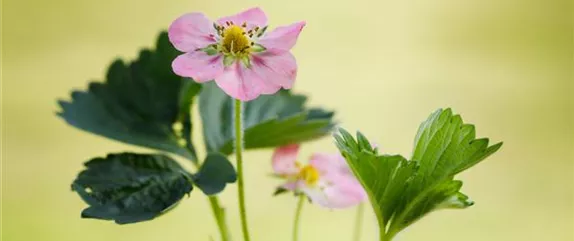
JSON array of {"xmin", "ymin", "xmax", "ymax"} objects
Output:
[
  {"xmin": 241, "ymin": 56, "xmax": 251, "ymax": 68},
  {"xmin": 273, "ymin": 187, "xmax": 289, "ymax": 196},
  {"xmin": 257, "ymin": 26, "xmax": 268, "ymax": 37},
  {"xmin": 202, "ymin": 45, "xmax": 220, "ymax": 56},
  {"xmin": 251, "ymin": 43, "xmax": 266, "ymax": 53},
  {"xmin": 223, "ymin": 55, "xmax": 235, "ymax": 67}
]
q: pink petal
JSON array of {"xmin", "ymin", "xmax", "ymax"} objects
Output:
[
  {"xmin": 216, "ymin": 7, "xmax": 267, "ymax": 28},
  {"xmin": 272, "ymin": 144, "xmax": 301, "ymax": 175},
  {"xmin": 309, "ymin": 153, "xmax": 353, "ymax": 183},
  {"xmin": 168, "ymin": 13, "xmax": 217, "ymax": 52},
  {"xmin": 245, "ymin": 64, "xmax": 282, "ymax": 95},
  {"xmin": 305, "ymin": 153, "xmax": 367, "ymax": 208},
  {"xmin": 310, "ymin": 181, "xmax": 366, "ymax": 209},
  {"xmin": 258, "ymin": 21, "xmax": 306, "ymax": 51},
  {"xmin": 172, "ymin": 51, "xmax": 224, "ymax": 82},
  {"xmin": 281, "ymin": 181, "xmax": 299, "ymax": 191},
  {"xmin": 250, "ymin": 50, "xmax": 298, "ymax": 90},
  {"xmin": 214, "ymin": 62, "xmax": 272, "ymax": 101}
]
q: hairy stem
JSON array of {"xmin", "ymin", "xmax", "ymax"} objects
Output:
[
  {"xmin": 292, "ymin": 195, "xmax": 305, "ymax": 241},
  {"xmin": 235, "ymin": 99, "xmax": 251, "ymax": 241}
]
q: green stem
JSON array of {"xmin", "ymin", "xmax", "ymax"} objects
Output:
[
  {"xmin": 208, "ymin": 196, "xmax": 231, "ymax": 241},
  {"xmin": 234, "ymin": 99, "xmax": 251, "ymax": 241},
  {"xmin": 380, "ymin": 225, "xmax": 395, "ymax": 241},
  {"xmin": 192, "ymin": 160, "xmax": 231, "ymax": 241},
  {"xmin": 352, "ymin": 202, "xmax": 364, "ymax": 241},
  {"xmin": 378, "ymin": 215, "xmax": 388, "ymax": 241},
  {"xmin": 186, "ymin": 95, "xmax": 231, "ymax": 241},
  {"xmin": 384, "ymin": 229, "xmax": 398, "ymax": 241},
  {"xmin": 292, "ymin": 195, "xmax": 305, "ymax": 241}
]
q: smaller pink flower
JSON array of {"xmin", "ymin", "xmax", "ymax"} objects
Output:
[
  {"xmin": 272, "ymin": 144, "xmax": 367, "ymax": 209},
  {"xmin": 168, "ymin": 7, "xmax": 305, "ymax": 101}
]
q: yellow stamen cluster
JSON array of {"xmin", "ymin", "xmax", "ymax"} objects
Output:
[
  {"xmin": 298, "ymin": 165, "xmax": 320, "ymax": 186},
  {"xmin": 215, "ymin": 21, "xmax": 254, "ymax": 55}
]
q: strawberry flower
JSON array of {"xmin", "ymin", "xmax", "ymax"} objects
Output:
[
  {"xmin": 272, "ymin": 144, "xmax": 367, "ymax": 208},
  {"xmin": 168, "ymin": 7, "xmax": 305, "ymax": 101}
]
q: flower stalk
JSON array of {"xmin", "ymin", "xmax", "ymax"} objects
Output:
[
  {"xmin": 292, "ymin": 195, "xmax": 305, "ymax": 241},
  {"xmin": 235, "ymin": 99, "xmax": 251, "ymax": 241},
  {"xmin": 352, "ymin": 202, "xmax": 364, "ymax": 241}
]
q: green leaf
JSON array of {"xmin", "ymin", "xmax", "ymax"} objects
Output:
[
  {"xmin": 199, "ymin": 82, "xmax": 336, "ymax": 155},
  {"xmin": 393, "ymin": 108, "xmax": 503, "ymax": 231},
  {"xmin": 334, "ymin": 108, "xmax": 502, "ymax": 240},
  {"xmin": 335, "ymin": 131, "xmax": 418, "ymax": 232},
  {"xmin": 57, "ymin": 32, "xmax": 201, "ymax": 162},
  {"xmin": 193, "ymin": 153, "xmax": 237, "ymax": 195},
  {"xmin": 410, "ymin": 108, "xmax": 502, "ymax": 185},
  {"xmin": 72, "ymin": 153, "xmax": 194, "ymax": 224},
  {"xmin": 436, "ymin": 191, "xmax": 474, "ymax": 209},
  {"xmin": 391, "ymin": 180, "xmax": 465, "ymax": 231}
]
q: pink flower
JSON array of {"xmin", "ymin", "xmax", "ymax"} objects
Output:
[
  {"xmin": 272, "ymin": 144, "xmax": 367, "ymax": 209},
  {"xmin": 168, "ymin": 7, "xmax": 305, "ymax": 101}
]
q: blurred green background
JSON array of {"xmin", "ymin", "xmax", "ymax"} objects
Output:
[{"xmin": 1, "ymin": 0, "xmax": 572, "ymax": 240}]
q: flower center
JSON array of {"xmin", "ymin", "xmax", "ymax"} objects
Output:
[
  {"xmin": 221, "ymin": 25, "xmax": 251, "ymax": 54},
  {"xmin": 298, "ymin": 165, "xmax": 320, "ymax": 186}
]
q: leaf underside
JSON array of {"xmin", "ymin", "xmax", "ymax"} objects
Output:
[
  {"xmin": 199, "ymin": 82, "xmax": 336, "ymax": 155},
  {"xmin": 335, "ymin": 108, "xmax": 502, "ymax": 238}
]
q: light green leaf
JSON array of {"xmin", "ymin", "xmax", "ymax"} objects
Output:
[
  {"xmin": 393, "ymin": 108, "xmax": 503, "ymax": 232},
  {"xmin": 199, "ymin": 82, "xmax": 336, "ymax": 155},
  {"xmin": 335, "ymin": 130, "xmax": 417, "ymax": 235},
  {"xmin": 334, "ymin": 108, "xmax": 502, "ymax": 241}
]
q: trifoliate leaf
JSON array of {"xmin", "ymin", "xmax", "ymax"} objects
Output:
[
  {"xmin": 72, "ymin": 153, "xmax": 194, "ymax": 224},
  {"xmin": 199, "ymin": 82, "xmax": 336, "ymax": 155},
  {"xmin": 57, "ymin": 32, "xmax": 201, "ymax": 162},
  {"xmin": 193, "ymin": 153, "xmax": 237, "ymax": 195},
  {"xmin": 334, "ymin": 108, "xmax": 502, "ymax": 241}
]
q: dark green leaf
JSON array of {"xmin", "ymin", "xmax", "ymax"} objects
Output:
[
  {"xmin": 199, "ymin": 82, "xmax": 336, "ymax": 155},
  {"xmin": 193, "ymin": 153, "xmax": 237, "ymax": 195},
  {"xmin": 334, "ymin": 108, "xmax": 502, "ymax": 240},
  {"xmin": 57, "ymin": 32, "xmax": 201, "ymax": 162},
  {"xmin": 72, "ymin": 153, "xmax": 193, "ymax": 224}
]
